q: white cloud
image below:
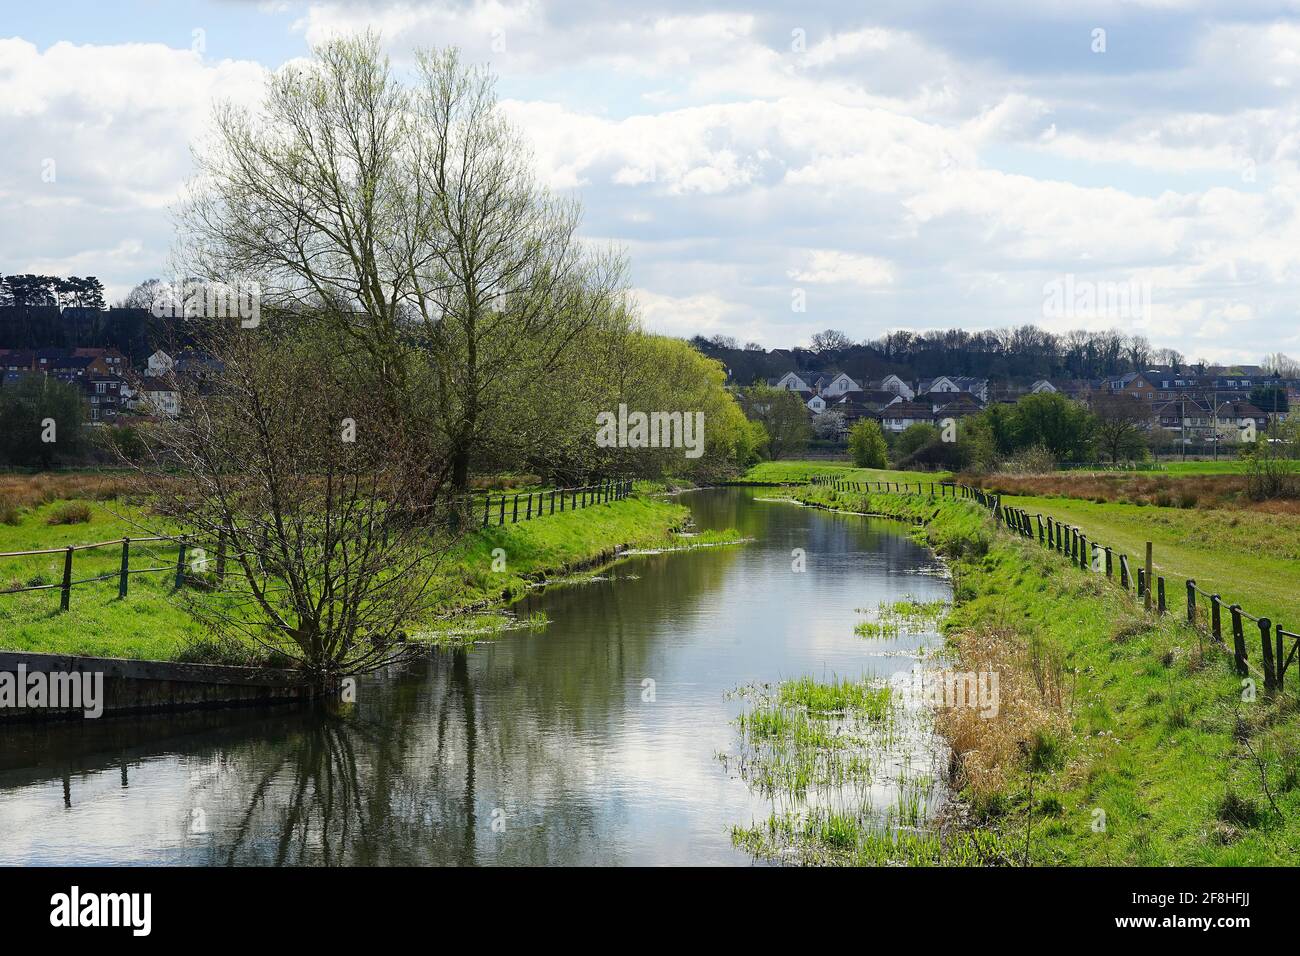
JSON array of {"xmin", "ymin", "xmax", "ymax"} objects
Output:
[{"xmin": 789, "ymin": 250, "xmax": 895, "ymax": 287}]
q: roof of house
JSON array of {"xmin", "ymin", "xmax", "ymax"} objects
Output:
[
  {"xmin": 879, "ymin": 401, "xmax": 935, "ymax": 419},
  {"xmin": 932, "ymin": 393, "xmax": 985, "ymax": 415}
]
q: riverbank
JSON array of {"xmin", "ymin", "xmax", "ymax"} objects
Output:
[
  {"xmin": 789, "ymin": 482, "xmax": 1300, "ymax": 865},
  {"xmin": 0, "ymin": 487, "xmax": 724, "ymax": 664}
]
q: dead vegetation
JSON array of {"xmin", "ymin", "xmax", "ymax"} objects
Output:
[
  {"xmin": 0, "ymin": 472, "xmax": 149, "ymax": 513},
  {"xmin": 935, "ymin": 625, "xmax": 1072, "ymax": 805},
  {"xmin": 962, "ymin": 472, "xmax": 1291, "ymax": 510}
]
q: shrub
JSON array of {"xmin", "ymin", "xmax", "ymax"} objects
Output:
[
  {"xmin": 997, "ymin": 444, "xmax": 1056, "ymax": 475},
  {"xmin": 45, "ymin": 502, "xmax": 92, "ymax": 525},
  {"xmin": 0, "ymin": 495, "xmax": 19, "ymax": 526},
  {"xmin": 847, "ymin": 419, "xmax": 888, "ymax": 468}
]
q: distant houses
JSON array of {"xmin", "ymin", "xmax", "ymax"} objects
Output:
[
  {"xmin": 767, "ymin": 370, "xmax": 992, "ymax": 431},
  {"xmin": 762, "ymin": 360, "xmax": 1295, "ymax": 450},
  {"xmin": 0, "ymin": 345, "xmax": 222, "ymax": 422}
]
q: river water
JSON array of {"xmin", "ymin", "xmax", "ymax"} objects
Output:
[{"xmin": 0, "ymin": 487, "xmax": 950, "ymax": 865}]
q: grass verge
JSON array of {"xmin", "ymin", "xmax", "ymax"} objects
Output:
[
  {"xmin": 0, "ymin": 490, "xmax": 734, "ymax": 662},
  {"xmin": 789, "ymin": 482, "xmax": 1300, "ymax": 865}
]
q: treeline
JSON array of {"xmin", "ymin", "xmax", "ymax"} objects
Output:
[
  {"xmin": 694, "ymin": 325, "xmax": 1203, "ymax": 387},
  {"xmin": 0, "ymin": 274, "xmax": 106, "ymax": 310},
  {"xmin": 0, "ymin": 304, "xmax": 181, "ymax": 360}
]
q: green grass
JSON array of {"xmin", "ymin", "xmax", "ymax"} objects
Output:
[
  {"xmin": 740, "ymin": 459, "xmax": 952, "ymax": 485},
  {"xmin": 0, "ymin": 491, "xmax": 721, "ymax": 662},
  {"xmin": 791, "ymin": 482, "xmax": 1300, "ymax": 865},
  {"xmin": 1001, "ymin": 493, "xmax": 1300, "ymax": 628}
]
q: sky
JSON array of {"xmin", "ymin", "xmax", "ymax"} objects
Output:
[{"xmin": 3, "ymin": 0, "xmax": 1300, "ymax": 363}]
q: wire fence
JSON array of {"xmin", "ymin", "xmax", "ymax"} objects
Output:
[
  {"xmin": 0, "ymin": 477, "xmax": 636, "ymax": 612},
  {"xmin": 811, "ymin": 473, "xmax": 1297, "ymax": 695}
]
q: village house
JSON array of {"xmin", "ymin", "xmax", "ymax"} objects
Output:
[
  {"xmin": 876, "ymin": 374, "xmax": 914, "ymax": 400},
  {"xmin": 931, "ymin": 392, "xmax": 985, "ymax": 420},
  {"xmin": 879, "ymin": 400, "xmax": 935, "ymax": 433},
  {"xmin": 918, "ymin": 375, "xmax": 989, "ymax": 403}
]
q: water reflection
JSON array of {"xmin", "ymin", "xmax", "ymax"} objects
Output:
[{"xmin": 0, "ymin": 488, "xmax": 950, "ymax": 866}]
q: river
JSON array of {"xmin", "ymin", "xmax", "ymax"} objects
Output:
[{"xmin": 0, "ymin": 487, "xmax": 951, "ymax": 865}]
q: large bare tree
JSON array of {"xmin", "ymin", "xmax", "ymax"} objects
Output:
[
  {"xmin": 140, "ymin": 315, "xmax": 452, "ymax": 685},
  {"xmin": 180, "ymin": 32, "xmax": 625, "ymax": 491}
]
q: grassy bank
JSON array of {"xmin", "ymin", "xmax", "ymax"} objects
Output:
[
  {"xmin": 0, "ymin": 490, "xmax": 716, "ymax": 662},
  {"xmin": 994, "ymin": 494, "xmax": 1300, "ymax": 628},
  {"xmin": 789, "ymin": 483, "xmax": 1300, "ymax": 865},
  {"xmin": 739, "ymin": 460, "xmax": 952, "ymax": 485}
]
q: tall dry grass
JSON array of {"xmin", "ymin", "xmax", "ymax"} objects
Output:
[
  {"xmin": 934, "ymin": 625, "xmax": 1072, "ymax": 803},
  {"xmin": 0, "ymin": 472, "xmax": 148, "ymax": 512},
  {"xmin": 963, "ymin": 472, "xmax": 1263, "ymax": 510}
]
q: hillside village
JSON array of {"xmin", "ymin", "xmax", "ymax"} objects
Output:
[
  {"xmin": 0, "ymin": 291, "xmax": 1295, "ymax": 456},
  {"xmin": 0, "ymin": 344, "xmax": 213, "ymax": 422},
  {"xmin": 762, "ymin": 366, "xmax": 1290, "ymax": 447}
]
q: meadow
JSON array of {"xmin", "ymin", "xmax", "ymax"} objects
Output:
[{"xmin": 0, "ymin": 479, "xmax": 716, "ymax": 662}]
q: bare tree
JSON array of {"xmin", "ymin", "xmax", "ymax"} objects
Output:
[
  {"xmin": 138, "ymin": 315, "xmax": 453, "ymax": 685},
  {"xmin": 810, "ymin": 329, "xmax": 852, "ymax": 353},
  {"xmin": 1092, "ymin": 393, "xmax": 1149, "ymax": 462}
]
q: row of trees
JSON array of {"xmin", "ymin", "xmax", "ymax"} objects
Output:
[{"xmin": 0, "ymin": 274, "xmax": 106, "ymax": 310}]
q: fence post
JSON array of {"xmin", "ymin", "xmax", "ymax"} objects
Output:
[
  {"xmin": 1157, "ymin": 576, "xmax": 1166, "ymax": 616},
  {"xmin": 1231, "ymin": 605, "xmax": 1247, "ymax": 676},
  {"xmin": 483, "ymin": 496, "xmax": 490, "ymax": 527},
  {"xmin": 1105, "ymin": 547, "xmax": 1112, "ymax": 579},
  {"xmin": 1186, "ymin": 580, "xmax": 1195, "ymax": 625},
  {"xmin": 1137, "ymin": 568, "xmax": 1145, "ymax": 599},
  {"xmin": 1260, "ymin": 619, "xmax": 1277, "ymax": 693},
  {"xmin": 1120, "ymin": 555, "xmax": 1129, "ymax": 590},
  {"xmin": 1211, "ymin": 594, "xmax": 1222, "ymax": 643},
  {"xmin": 175, "ymin": 536, "xmax": 188, "ymax": 590},
  {"xmin": 1144, "ymin": 542, "xmax": 1153, "ymax": 613},
  {"xmin": 60, "ymin": 546, "xmax": 74, "ymax": 611},
  {"xmin": 550, "ymin": 490, "xmax": 556, "ymax": 514},
  {"xmin": 119, "ymin": 537, "xmax": 130, "ymax": 598},
  {"xmin": 526, "ymin": 494, "xmax": 533, "ymax": 520}
]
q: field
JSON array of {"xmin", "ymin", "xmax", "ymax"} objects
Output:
[
  {"xmin": 790, "ymin": 483, "xmax": 1300, "ymax": 865},
  {"xmin": 0, "ymin": 485, "xmax": 708, "ymax": 662},
  {"xmin": 740, "ymin": 459, "xmax": 953, "ymax": 485},
  {"xmin": 993, "ymin": 494, "xmax": 1300, "ymax": 629}
]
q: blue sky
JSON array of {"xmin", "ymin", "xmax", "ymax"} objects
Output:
[{"xmin": 4, "ymin": 0, "xmax": 1300, "ymax": 363}]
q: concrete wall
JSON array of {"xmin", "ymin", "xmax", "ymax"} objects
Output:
[{"xmin": 0, "ymin": 650, "xmax": 315, "ymax": 721}]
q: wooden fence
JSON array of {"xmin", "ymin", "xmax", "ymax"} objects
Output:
[
  {"xmin": 812, "ymin": 473, "xmax": 1297, "ymax": 695},
  {"xmin": 0, "ymin": 477, "xmax": 635, "ymax": 612},
  {"xmin": 478, "ymin": 478, "xmax": 633, "ymax": 527}
]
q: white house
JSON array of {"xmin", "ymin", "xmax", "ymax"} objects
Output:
[
  {"xmin": 878, "ymin": 374, "xmax": 915, "ymax": 400},
  {"xmin": 919, "ymin": 376, "xmax": 989, "ymax": 402},
  {"xmin": 806, "ymin": 394, "xmax": 826, "ymax": 413},
  {"xmin": 879, "ymin": 400, "xmax": 934, "ymax": 432},
  {"xmin": 821, "ymin": 372, "xmax": 861, "ymax": 398},
  {"xmin": 146, "ymin": 349, "xmax": 175, "ymax": 378},
  {"xmin": 773, "ymin": 371, "xmax": 813, "ymax": 393},
  {"xmin": 1029, "ymin": 380, "xmax": 1057, "ymax": 394},
  {"xmin": 140, "ymin": 386, "xmax": 180, "ymax": 417}
]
